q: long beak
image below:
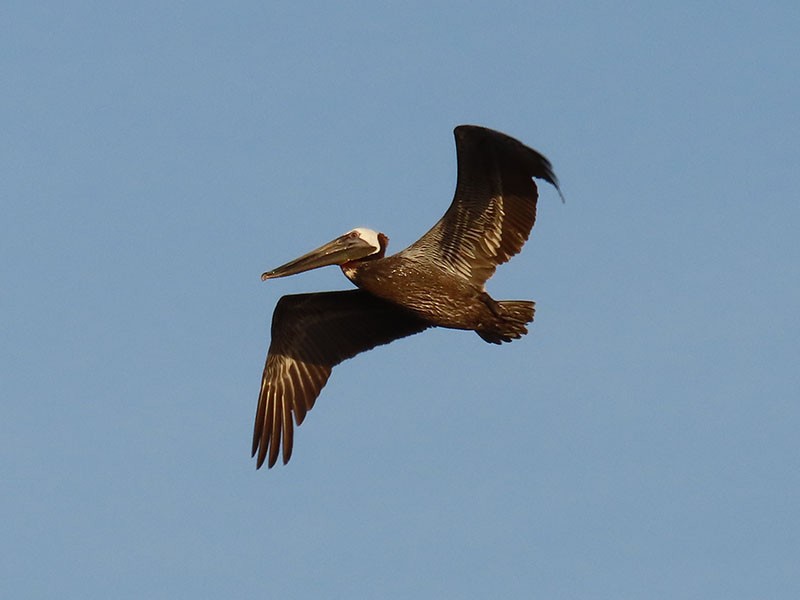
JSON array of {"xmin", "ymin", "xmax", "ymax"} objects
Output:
[{"xmin": 261, "ymin": 234, "xmax": 376, "ymax": 281}]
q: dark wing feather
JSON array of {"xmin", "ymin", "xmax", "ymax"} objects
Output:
[
  {"xmin": 252, "ymin": 290, "xmax": 430, "ymax": 468},
  {"xmin": 399, "ymin": 125, "xmax": 562, "ymax": 287}
]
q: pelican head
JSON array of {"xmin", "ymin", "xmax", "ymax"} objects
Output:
[{"xmin": 262, "ymin": 227, "xmax": 387, "ymax": 281}]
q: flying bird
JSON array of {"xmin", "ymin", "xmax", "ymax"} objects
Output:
[{"xmin": 253, "ymin": 125, "xmax": 562, "ymax": 468}]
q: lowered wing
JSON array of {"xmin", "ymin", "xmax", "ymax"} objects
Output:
[{"xmin": 252, "ymin": 290, "xmax": 430, "ymax": 468}]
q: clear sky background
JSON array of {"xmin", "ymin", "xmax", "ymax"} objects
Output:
[{"xmin": 2, "ymin": 2, "xmax": 799, "ymax": 598}]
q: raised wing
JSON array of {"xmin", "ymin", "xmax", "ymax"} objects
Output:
[
  {"xmin": 399, "ymin": 125, "xmax": 562, "ymax": 287},
  {"xmin": 252, "ymin": 290, "xmax": 430, "ymax": 468}
]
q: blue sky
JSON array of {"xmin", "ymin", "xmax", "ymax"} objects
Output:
[{"xmin": 2, "ymin": 2, "xmax": 799, "ymax": 598}]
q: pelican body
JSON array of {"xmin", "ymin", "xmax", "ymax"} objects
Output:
[{"xmin": 253, "ymin": 125, "xmax": 562, "ymax": 468}]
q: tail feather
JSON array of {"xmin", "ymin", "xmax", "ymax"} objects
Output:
[{"xmin": 477, "ymin": 300, "xmax": 535, "ymax": 344}]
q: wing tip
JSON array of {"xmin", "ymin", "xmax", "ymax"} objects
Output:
[
  {"xmin": 252, "ymin": 399, "xmax": 295, "ymax": 470},
  {"xmin": 454, "ymin": 124, "xmax": 564, "ymax": 202}
]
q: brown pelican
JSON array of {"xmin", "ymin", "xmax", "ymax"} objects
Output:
[{"xmin": 253, "ymin": 125, "xmax": 562, "ymax": 468}]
